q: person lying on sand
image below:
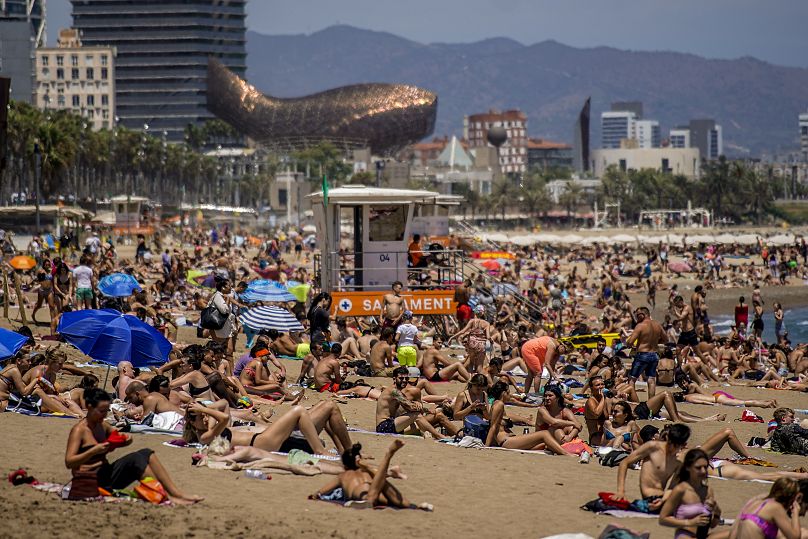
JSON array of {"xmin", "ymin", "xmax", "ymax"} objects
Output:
[
  {"xmin": 308, "ymin": 440, "xmax": 433, "ymax": 511},
  {"xmin": 65, "ymin": 388, "xmax": 203, "ymax": 504}
]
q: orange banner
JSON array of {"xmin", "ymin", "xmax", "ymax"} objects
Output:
[
  {"xmin": 471, "ymin": 251, "xmax": 516, "ymax": 260},
  {"xmin": 331, "ymin": 290, "xmax": 456, "ymax": 317}
]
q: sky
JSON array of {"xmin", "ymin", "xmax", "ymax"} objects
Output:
[{"xmin": 47, "ymin": 0, "xmax": 808, "ymax": 68}]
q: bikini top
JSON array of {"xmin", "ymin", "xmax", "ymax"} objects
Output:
[
  {"xmin": 738, "ymin": 500, "xmax": 778, "ymax": 539},
  {"xmin": 188, "ymin": 383, "xmax": 211, "ymax": 397},
  {"xmin": 604, "ymin": 430, "xmax": 631, "ymax": 443},
  {"xmin": 675, "ymin": 502, "xmax": 711, "ymax": 520}
]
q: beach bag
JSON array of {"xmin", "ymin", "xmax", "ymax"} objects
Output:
[
  {"xmin": 200, "ymin": 300, "xmax": 227, "ymax": 330},
  {"xmin": 68, "ymin": 470, "xmax": 100, "ymax": 500},
  {"xmin": 599, "ymin": 450, "xmax": 631, "ymax": 467},
  {"xmin": 135, "ymin": 477, "xmax": 168, "ymax": 504},
  {"xmin": 7, "ymin": 394, "xmax": 41, "ymax": 415},
  {"xmin": 463, "ymin": 414, "xmax": 490, "ymax": 442}
]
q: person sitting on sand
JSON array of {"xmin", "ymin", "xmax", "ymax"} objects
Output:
[
  {"xmin": 375, "ymin": 366, "xmax": 444, "ymax": 437},
  {"xmin": 21, "ymin": 348, "xmax": 84, "ymax": 417},
  {"xmin": 308, "ymin": 440, "xmax": 433, "ymax": 511},
  {"xmin": 658, "ymin": 448, "xmax": 723, "ymax": 539},
  {"xmin": 534, "ymin": 384, "xmax": 582, "ymax": 444},
  {"xmin": 485, "ymin": 381, "xmax": 572, "ymax": 455},
  {"xmin": 418, "ymin": 335, "xmax": 471, "ymax": 383},
  {"xmin": 295, "ymin": 339, "xmax": 326, "ymax": 385},
  {"xmin": 115, "ymin": 360, "xmax": 137, "ymax": 400},
  {"xmin": 313, "ymin": 343, "xmax": 343, "ymax": 393},
  {"xmin": 769, "ymin": 407, "xmax": 808, "ymax": 456},
  {"xmin": 603, "ymin": 401, "xmax": 639, "ymax": 452},
  {"xmin": 584, "ymin": 376, "xmax": 611, "ymax": 445},
  {"xmin": 183, "ymin": 399, "xmax": 351, "ymax": 456},
  {"xmin": 728, "ymin": 478, "xmax": 807, "ymax": 539},
  {"xmin": 0, "ymin": 353, "xmax": 39, "ymax": 412},
  {"xmin": 615, "ymin": 423, "xmax": 691, "ymax": 510},
  {"xmin": 65, "ymin": 388, "xmax": 203, "ymax": 504},
  {"xmin": 124, "ymin": 380, "xmax": 186, "ymax": 423},
  {"xmin": 369, "ymin": 328, "xmax": 397, "ymax": 377}
]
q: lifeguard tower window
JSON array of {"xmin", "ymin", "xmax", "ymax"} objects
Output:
[{"xmin": 368, "ymin": 205, "xmax": 406, "ymax": 242}]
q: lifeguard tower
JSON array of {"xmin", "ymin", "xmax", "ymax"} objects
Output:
[
  {"xmin": 309, "ymin": 185, "xmax": 463, "ymax": 293},
  {"xmin": 110, "ymin": 195, "xmax": 159, "ymax": 236}
]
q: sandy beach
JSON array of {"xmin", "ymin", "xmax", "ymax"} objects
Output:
[{"xmin": 1, "ymin": 322, "xmax": 806, "ymax": 539}]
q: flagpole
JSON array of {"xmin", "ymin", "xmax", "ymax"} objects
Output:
[{"xmin": 322, "ymin": 174, "xmax": 329, "ymax": 294}]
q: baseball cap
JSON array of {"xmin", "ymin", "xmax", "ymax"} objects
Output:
[
  {"xmin": 402, "ymin": 310, "xmax": 413, "ymax": 319},
  {"xmin": 406, "ymin": 367, "xmax": 421, "ymax": 378}
]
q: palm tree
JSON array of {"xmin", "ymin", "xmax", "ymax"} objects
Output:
[{"xmin": 558, "ymin": 180, "xmax": 583, "ymax": 226}]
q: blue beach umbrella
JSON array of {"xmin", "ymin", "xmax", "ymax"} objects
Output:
[
  {"xmin": 241, "ymin": 279, "xmax": 297, "ymax": 303},
  {"xmin": 240, "ymin": 306, "xmax": 304, "ymax": 332},
  {"xmin": 98, "ymin": 273, "xmax": 142, "ymax": 297},
  {"xmin": 57, "ymin": 309, "xmax": 171, "ymax": 368},
  {"xmin": 0, "ymin": 327, "xmax": 28, "ymax": 361}
]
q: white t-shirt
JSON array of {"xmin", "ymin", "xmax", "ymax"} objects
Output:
[
  {"xmin": 396, "ymin": 323, "xmax": 419, "ymax": 347},
  {"xmin": 85, "ymin": 236, "xmax": 101, "ymax": 254},
  {"xmin": 73, "ymin": 265, "xmax": 93, "ymax": 289}
]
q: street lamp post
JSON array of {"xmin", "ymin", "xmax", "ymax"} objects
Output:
[{"xmin": 33, "ymin": 142, "xmax": 41, "ymax": 233}]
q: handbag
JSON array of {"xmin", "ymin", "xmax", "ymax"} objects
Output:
[
  {"xmin": 200, "ymin": 296, "xmax": 228, "ymax": 330},
  {"xmin": 134, "ymin": 477, "xmax": 168, "ymax": 504},
  {"xmin": 68, "ymin": 469, "xmax": 100, "ymax": 500}
]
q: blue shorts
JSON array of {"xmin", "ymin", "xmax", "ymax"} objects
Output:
[{"xmin": 630, "ymin": 352, "xmax": 659, "ymax": 379}]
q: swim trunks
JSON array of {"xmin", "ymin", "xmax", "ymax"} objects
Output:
[
  {"xmin": 375, "ymin": 417, "xmax": 398, "ymax": 434},
  {"xmin": 296, "ymin": 343, "xmax": 311, "ymax": 359},
  {"xmin": 629, "ymin": 352, "xmax": 659, "ymax": 379},
  {"xmin": 677, "ymin": 330, "xmax": 699, "ymax": 347},
  {"xmin": 429, "ymin": 371, "xmax": 443, "ymax": 382},
  {"xmin": 76, "ymin": 287, "xmax": 93, "ymax": 301},
  {"xmin": 396, "ymin": 345, "xmax": 417, "ymax": 367},
  {"xmin": 318, "ymin": 382, "xmax": 340, "ymax": 393}
]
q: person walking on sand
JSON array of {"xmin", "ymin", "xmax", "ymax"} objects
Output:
[{"xmin": 626, "ymin": 306, "xmax": 667, "ymax": 398}]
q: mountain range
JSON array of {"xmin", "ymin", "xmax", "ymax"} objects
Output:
[{"xmin": 245, "ymin": 25, "xmax": 808, "ymax": 156}]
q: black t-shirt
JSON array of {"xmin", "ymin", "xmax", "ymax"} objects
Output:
[{"xmin": 310, "ymin": 307, "xmax": 330, "ymax": 336}]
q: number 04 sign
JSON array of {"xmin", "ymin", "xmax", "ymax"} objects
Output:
[{"xmin": 330, "ymin": 290, "xmax": 457, "ymax": 317}]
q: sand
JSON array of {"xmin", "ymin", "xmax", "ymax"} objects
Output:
[{"xmin": 2, "ymin": 340, "xmax": 807, "ymax": 539}]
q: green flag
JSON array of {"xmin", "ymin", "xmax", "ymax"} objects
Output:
[{"xmin": 322, "ymin": 174, "xmax": 329, "ymax": 208}]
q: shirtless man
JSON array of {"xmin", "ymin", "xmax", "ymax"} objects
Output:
[
  {"xmin": 418, "ymin": 336, "xmax": 471, "ymax": 383},
  {"xmin": 375, "ymin": 366, "xmax": 444, "ymax": 438},
  {"xmin": 626, "ymin": 306, "xmax": 667, "ymax": 397},
  {"xmin": 296, "ymin": 340, "xmax": 325, "ymax": 385},
  {"xmin": 691, "ymin": 286, "xmax": 707, "ymax": 329},
  {"xmin": 369, "ymin": 328, "xmax": 397, "ymax": 377},
  {"xmin": 672, "ymin": 295, "xmax": 705, "ymax": 364},
  {"xmin": 454, "ymin": 278, "xmax": 473, "ymax": 329},
  {"xmin": 356, "ymin": 328, "xmax": 378, "ymax": 358},
  {"xmin": 381, "ymin": 281, "xmax": 405, "ymax": 331},
  {"xmin": 124, "ymin": 380, "xmax": 185, "ymax": 418},
  {"xmin": 313, "ymin": 344, "xmax": 343, "ymax": 393},
  {"xmin": 271, "ymin": 331, "xmax": 302, "ymax": 358},
  {"xmin": 116, "ymin": 361, "xmax": 137, "ymax": 400},
  {"xmin": 401, "ymin": 370, "xmax": 457, "ymax": 437},
  {"xmin": 615, "ymin": 423, "xmax": 691, "ymax": 509}
]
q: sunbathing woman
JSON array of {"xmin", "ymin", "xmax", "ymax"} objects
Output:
[
  {"xmin": 626, "ymin": 390, "xmax": 727, "ymax": 424},
  {"xmin": 678, "ymin": 379, "xmax": 777, "ymax": 409},
  {"xmin": 603, "ymin": 401, "xmax": 639, "ymax": 452},
  {"xmin": 659, "ymin": 448, "xmax": 723, "ymax": 538},
  {"xmin": 169, "ymin": 354, "xmax": 218, "ymax": 403},
  {"xmin": 238, "ymin": 344, "xmax": 293, "ymax": 398},
  {"xmin": 205, "ymin": 435, "xmax": 345, "ymax": 476},
  {"xmin": 728, "ymin": 477, "xmax": 805, "ymax": 539},
  {"xmin": 708, "ymin": 459, "xmax": 808, "ymax": 482},
  {"xmin": 0, "ymin": 353, "xmax": 39, "ymax": 412},
  {"xmin": 534, "ymin": 384, "xmax": 582, "ymax": 444},
  {"xmin": 65, "ymin": 388, "xmax": 202, "ymax": 504},
  {"xmin": 485, "ymin": 381, "xmax": 572, "ymax": 455},
  {"xmin": 309, "ymin": 440, "xmax": 433, "ymax": 511},
  {"xmin": 183, "ymin": 399, "xmax": 352, "ymax": 455},
  {"xmin": 21, "ymin": 348, "xmax": 84, "ymax": 417},
  {"xmin": 60, "ymin": 375, "xmax": 100, "ymax": 411}
]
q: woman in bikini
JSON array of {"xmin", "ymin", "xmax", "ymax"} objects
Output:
[
  {"xmin": 678, "ymin": 379, "xmax": 777, "ymax": 409},
  {"xmin": 21, "ymin": 348, "xmax": 84, "ymax": 417},
  {"xmin": 534, "ymin": 384, "xmax": 581, "ymax": 443},
  {"xmin": 729, "ymin": 477, "xmax": 805, "ymax": 539},
  {"xmin": 603, "ymin": 401, "xmax": 639, "ymax": 452},
  {"xmin": 659, "ymin": 448, "xmax": 722, "ymax": 538},
  {"xmin": 449, "ymin": 306, "xmax": 491, "ymax": 373},
  {"xmin": 584, "ymin": 375, "xmax": 611, "ymax": 445},
  {"xmin": 169, "ymin": 354, "xmax": 217, "ymax": 403},
  {"xmin": 452, "ymin": 374, "xmax": 490, "ymax": 421},
  {"xmin": 309, "ymin": 440, "xmax": 433, "ymax": 511},
  {"xmin": 183, "ymin": 399, "xmax": 351, "ymax": 456},
  {"xmin": 485, "ymin": 381, "xmax": 572, "ymax": 455},
  {"xmin": 0, "ymin": 353, "xmax": 38, "ymax": 412},
  {"xmin": 53, "ymin": 261, "xmax": 73, "ymax": 312}
]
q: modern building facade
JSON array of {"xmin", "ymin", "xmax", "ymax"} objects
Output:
[
  {"xmin": 527, "ymin": 138, "xmax": 573, "ymax": 171},
  {"xmin": 71, "ymin": 0, "xmax": 247, "ymax": 141},
  {"xmin": 669, "ymin": 127, "xmax": 691, "ymax": 149},
  {"xmin": 688, "ymin": 119, "xmax": 722, "ymax": 160},
  {"xmin": 464, "ymin": 109, "xmax": 527, "ymax": 174},
  {"xmin": 572, "ymin": 97, "xmax": 590, "ymax": 173},
  {"xmin": 591, "ymin": 147, "xmax": 701, "ymax": 179},
  {"xmin": 799, "ymin": 111, "xmax": 808, "ymax": 162},
  {"xmin": 35, "ymin": 28, "xmax": 116, "ymax": 130},
  {"xmin": 601, "ymin": 111, "xmax": 636, "ymax": 149},
  {"xmin": 0, "ymin": 0, "xmax": 46, "ymax": 102},
  {"xmin": 635, "ymin": 120, "xmax": 660, "ymax": 149}
]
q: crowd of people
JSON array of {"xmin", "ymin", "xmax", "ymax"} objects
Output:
[{"xmin": 1, "ymin": 224, "xmax": 807, "ymax": 534}]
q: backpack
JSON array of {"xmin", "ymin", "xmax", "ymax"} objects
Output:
[{"xmin": 463, "ymin": 414, "xmax": 490, "ymax": 442}]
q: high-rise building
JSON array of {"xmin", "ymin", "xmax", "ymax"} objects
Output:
[
  {"xmin": 601, "ymin": 111, "xmax": 636, "ymax": 149},
  {"xmin": 635, "ymin": 120, "xmax": 660, "ymax": 149},
  {"xmin": 669, "ymin": 127, "xmax": 691, "ymax": 149},
  {"xmin": 71, "ymin": 0, "xmax": 246, "ymax": 141},
  {"xmin": 800, "ymin": 111, "xmax": 808, "ymax": 162},
  {"xmin": 464, "ymin": 109, "xmax": 527, "ymax": 174},
  {"xmin": 0, "ymin": 0, "xmax": 46, "ymax": 103},
  {"xmin": 35, "ymin": 29, "xmax": 116, "ymax": 131},
  {"xmin": 689, "ymin": 119, "xmax": 723, "ymax": 160},
  {"xmin": 611, "ymin": 101, "xmax": 643, "ymax": 119}
]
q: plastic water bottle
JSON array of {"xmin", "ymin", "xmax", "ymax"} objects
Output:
[
  {"xmin": 579, "ymin": 451, "xmax": 591, "ymax": 464},
  {"xmin": 244, "ymin": 469, "xmax": 269, "ymax": 480}
]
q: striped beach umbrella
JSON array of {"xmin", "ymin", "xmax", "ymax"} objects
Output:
[
  {"xmin": 240, "ymin": 279, "xmax": 297, "ymax": 303},
  {"xmin": 240, "ymin": 306, "xmax": 304, "ymax": 332}
]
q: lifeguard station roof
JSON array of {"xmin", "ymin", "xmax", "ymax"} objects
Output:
[{"xmin": 308, "ymin": 185, "xmax": 443, "ymax": 205}]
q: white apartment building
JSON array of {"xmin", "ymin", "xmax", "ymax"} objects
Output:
[
  {"xmin": 669, "ymin": 128, "xmax": 691, "ymax": 149},
  {"xmin": 591, "ymin": 147, "xmax": 701, "ymax": 179},
  {"xmin": 635, "ymin": 120, "xmax": 660, "ymax": 148},
  {"xmin": 34, "ymin": 28, "xmax": 116, "ymax": 130},
  {"xmin": 799, "ymin": 111, "xmax": 808, "ymax": 162}
]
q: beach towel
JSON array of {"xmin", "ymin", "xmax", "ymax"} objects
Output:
[
  {"xmin": 561, "ymin": 438, "xmax": 594, "ymax": 456},
  {"xmin": 313, "ymin": 488, "xmax": 433, "ymax": 511}
]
